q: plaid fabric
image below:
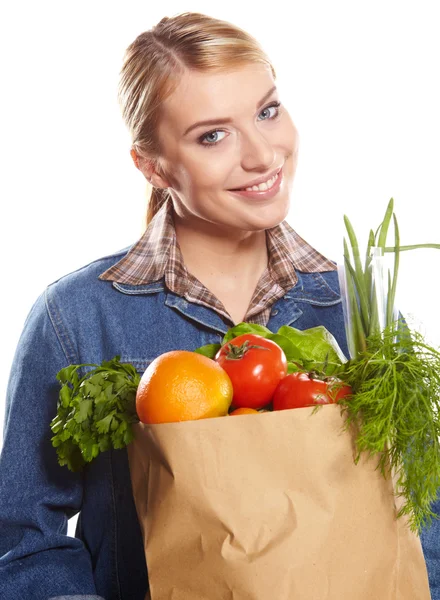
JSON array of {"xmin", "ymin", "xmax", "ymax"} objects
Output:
[{"xmin": 99, "ymin": 196, "xmax": 337, "ymax": 326}]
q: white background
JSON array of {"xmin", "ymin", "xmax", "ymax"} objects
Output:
[{"xmin": 1, "ymin": 1, "xmax": 439, "ymax": 534}]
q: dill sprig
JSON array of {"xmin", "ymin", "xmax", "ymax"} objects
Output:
[{"xmin": 336, "ymin": 324, "xmax": 440, "ymax": 533}]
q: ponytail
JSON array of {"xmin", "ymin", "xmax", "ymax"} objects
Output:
[{"xmin": 146, "ymin": 186, "xmax": 170, "ymax": 227}]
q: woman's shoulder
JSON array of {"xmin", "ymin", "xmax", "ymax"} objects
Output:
[{"xmin": 46, "ymin": 246, "xmax": 131, "ymax": 298}]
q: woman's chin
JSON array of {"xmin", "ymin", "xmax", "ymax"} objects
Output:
[{"xmin": 247, "ymin": 197, "xmax": 291, "ymax": 231}]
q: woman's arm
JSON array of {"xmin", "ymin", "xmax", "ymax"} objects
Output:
[
  {"xmin": 421, "ymin": 503, "xmax": 440, "ymax": 600},
  {"xmin": 0, "ymin": 291, "xmax": 104, "ymax": 600}
]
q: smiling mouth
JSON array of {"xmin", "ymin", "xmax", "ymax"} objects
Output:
[
  {"xmin": 228, "ymin": 167, "xmax": 283, "ymax": 192},
  {"xmin": 229, "ymin": 168, "xmax": 282, "ymax": 192}
]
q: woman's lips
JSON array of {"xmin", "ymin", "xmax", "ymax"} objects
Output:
[
  {"xmin": 229, "ymin": 166, "xmax": 283, "ymax": 191},
  {"xmin": 228, "ymin": 168, "xmax": 283, "ymax": 201}
]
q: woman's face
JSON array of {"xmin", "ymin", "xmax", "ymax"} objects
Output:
[{"xmin": 147, "ymin": 63, "xmax": 299, "ymax": 234}]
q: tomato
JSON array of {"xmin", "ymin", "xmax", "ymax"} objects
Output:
[
  {"xmin": 214, "ymin": 334, "xmax": 287, "ymax": 409},
  {"xmin": 325, "ymin": 377, "xmax": 353, "ymax": 404},
  {"xmin": 229, "ymin": 407, "xmax": 260, "ymax": 415},
  {"xmin": 272, "ymin": 372, "xmax": 352, "ymax": 410}
]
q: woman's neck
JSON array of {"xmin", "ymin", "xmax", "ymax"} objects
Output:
[{"xmin": 173, "ymin": 213, "xmax": 269, "ymax": 287}]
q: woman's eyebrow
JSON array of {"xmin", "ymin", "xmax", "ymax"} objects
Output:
[{"xmin": 183, "ymin": 85, "xmax": 277, "ymax": 136}]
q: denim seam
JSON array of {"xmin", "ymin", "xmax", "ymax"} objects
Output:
[
  {"xmin": 287, "ymin": 272, "xmax": 340, "ymax": 301},
  {"xmin": 44, "ymin": 288, "xmax": 78, "ymax": 365},
  {"xmin": 295, "ymin": 298, "xmax": 342, "ymax": 307},
  {"xmin": 311, "ymin": 272, "xmax": 340, "ymax": 298},
  {"xmin": 112, "ymin": 282, "xmax": 165, "ymax": 295},
  {"xmin": 287, "ymin": 286, "xmax": 336, "ymax": 300},
  {"xmin": 312, "ymin": 272, "xmax": 331, "ymax": 292},
  {"xmin": 109, "ymin": 449, "xmax": 122, "ymax": 600},
  {"xmin": 165, "ymin": 303, "xmax": 228, "ymax": 336}
]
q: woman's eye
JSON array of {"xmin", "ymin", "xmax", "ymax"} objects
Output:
[
  {"xmin": 197, "ymin": 101, "xmax": 282, "ymax": 149},
  {"xmin": 199, "ymin": 130, "xmax": 227, "ymax": 146},
  {"xmin": 257, "ymin": 104, "xmax": 280, "ymax": 121}
]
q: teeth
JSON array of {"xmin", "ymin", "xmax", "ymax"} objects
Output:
[{"xmin": 242, "ymin": 171, "xmax": 279, "ymax": 192}]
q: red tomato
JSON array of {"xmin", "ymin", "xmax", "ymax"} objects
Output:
[
  {"xmin": 325, "ymin": 377, "xmax": 353, "ymax": 404},
  {"xmin": 214, "ymin": 334, "xmax": 287, "ymax": 409},
  {"xmin": 272, "ymin": 372, "xmax": 352, "ymax": 410}
]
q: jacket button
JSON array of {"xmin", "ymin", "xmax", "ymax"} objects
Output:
[{"xmin": 271, "ymin": 309, "xmax": 279, "ymax": 316}]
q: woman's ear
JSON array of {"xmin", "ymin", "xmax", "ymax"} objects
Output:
[
  {"xmin": 130, "ymin": 148, "xmax": 140, "ymax": 170},
  {"xmin": 130, "ymin": 148, "xmax": 170, "ymax": 188}
]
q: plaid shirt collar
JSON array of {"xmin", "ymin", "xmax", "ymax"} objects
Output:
[{"xmin": 99, "ymin": 196, "xmax": 336, "ymax": 325}]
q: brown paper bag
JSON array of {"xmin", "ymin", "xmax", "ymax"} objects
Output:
[{"xmin": 127, "ymin": 403, "xmax": 431, "ymax": 600}]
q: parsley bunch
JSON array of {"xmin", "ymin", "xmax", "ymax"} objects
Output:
[{"xmin": 50, "ymin": 357, "xmax": 140, "ymax": 472}]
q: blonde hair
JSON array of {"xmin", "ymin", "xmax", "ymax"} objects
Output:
[{"xmin": 118, "ymin": 12, "xmax": 277, "ymax": 227}]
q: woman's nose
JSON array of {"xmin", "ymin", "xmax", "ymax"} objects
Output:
[{"xmin": 240, "ymin": 129, "xmax": 276, "ymax": 171}]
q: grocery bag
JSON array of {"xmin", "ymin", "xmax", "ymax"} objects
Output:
[{"xmin": 127, "ymin": 403, "xmax": 431, "ymax": 600}]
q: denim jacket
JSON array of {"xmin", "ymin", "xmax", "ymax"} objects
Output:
[{"xmin": 1, "ymin": 248, "xmax": 439, "ymax": 600}]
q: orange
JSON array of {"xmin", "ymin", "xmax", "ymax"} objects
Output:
[
  {"xmin": 229, "ymin": 407, "xmax": 260, "ymax": 415},
  {"xmin": 136, "ymin": 350, "xmax": 233, "ymax": 424}
]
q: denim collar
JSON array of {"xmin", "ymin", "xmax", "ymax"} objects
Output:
[{"xmin": 111, "ymin": 269, "xmax": 341, "ymax": 336}]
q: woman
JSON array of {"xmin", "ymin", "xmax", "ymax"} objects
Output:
[{"xmin": 1, "ymin": 11, "xmax": 437, "ymax": 600}]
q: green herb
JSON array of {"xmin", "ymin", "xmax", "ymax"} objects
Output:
[
  {"xmin": 335, "ymin": 324, "xmax": 440, "ymax": 534},
  {"xmin": 50, "ymin": 356, "xmax": 140, "ymax": 472},
  {"xmin": 339, "ymin": 198, "xmax": 440, "ymax": 533}
]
